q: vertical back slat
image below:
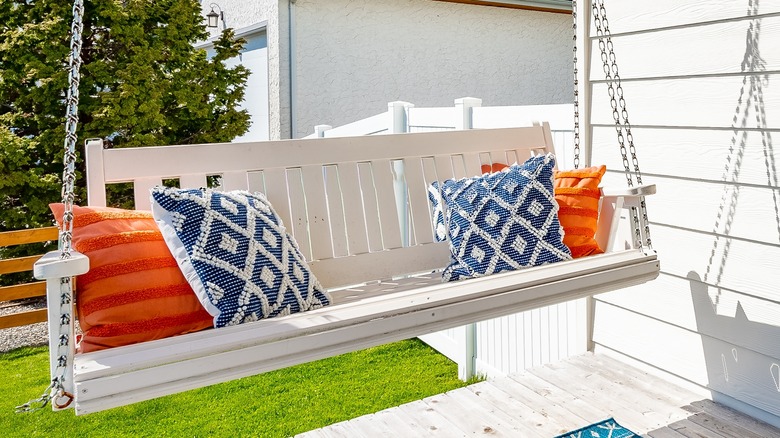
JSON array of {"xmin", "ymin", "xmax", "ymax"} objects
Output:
[
  {"xmin": 286, "ymin": 168, "xmax": 313, "ymax": 261},
  {"xmin": 478, "ymin": 152, "xmax": 492, "ymax": 171},
  {"xmin": 221, "ymin": 172, "xmax": 248, "ymax": 191},
  {"xmin": 246, "ymin": 171, "xmax": 265, "ymax": 194},
  {"xmin": 301, "ymin": 165, "xmax": 334, "ymax": 261},
  {"xmin": 463, "ymin": 153, "xmax": 483, "ymax": 178},
  {"xmin": 338, "ymin": 162, "xmax": 370, "ymax": 255},
  {"xmin": 372, "ymin": 159, "xmax": 403, "ymax": 250},
  {"xmin": 451, "ymin": 155, "xmax": 467, "ymax": 179},
  {"xmin": 403, "ymin": 157, "xmax": 434, "ymax": 245},
  {"xmin": 323, "ymin": 166, "xmax": 349, "ymax": 257},
  {"xmin": 434, "ymin": 156, "xmax": 455, "ymax": 182},
  {"xmin": 262, "ymin": 168, "xmax": 294, "ymax": 246},
  {"xmin": 133, "ymin": 178, "xmax": 160, "ymax": 210},
  {"xmin": 85, "ymin": 139, "xmax": 107, "ymax": 207},
  {"xmin": 489, "ymin": 151, "xmax": 509, "ymax": 168},
  {"xmin": 357, "ymin": 162, "xmax": 384, "ymax": 252}
]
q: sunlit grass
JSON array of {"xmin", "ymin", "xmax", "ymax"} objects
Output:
[{"xmin": 2, "ymin": 339, "xmax": 470, "ymax": 437}]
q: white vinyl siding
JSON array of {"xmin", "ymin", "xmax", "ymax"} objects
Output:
[{"xmin": 585, "ymin": 0, "xmax": 780, "ymax": 426}]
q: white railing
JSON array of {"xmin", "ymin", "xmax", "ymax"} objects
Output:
[{"xmin": 307, "ymin": 98, "xmax": 584, "ymax": 380}]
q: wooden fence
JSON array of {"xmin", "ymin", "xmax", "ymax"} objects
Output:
[{"xmin": 0, "ymin": 227, "xmax": 59, "ymax": 329}]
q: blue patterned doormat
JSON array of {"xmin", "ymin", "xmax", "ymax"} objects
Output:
[{"xmin": 554, "ymin": 417, "xmax": 637, "ymax": 438}]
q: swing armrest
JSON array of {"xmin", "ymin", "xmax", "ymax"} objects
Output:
[
  {"xmin": 600, "ymin": 184, "xmax": 656, "ymax": 198},
  {"xmin": 594, "ymin": 184, "xmax": 655, "ymax": 252},
  {"xmin": 33, "ymin": 251, "xmax": 90, "ymax": 280}
]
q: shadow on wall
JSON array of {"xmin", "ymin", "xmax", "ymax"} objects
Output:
[{"xmin": 688, "ymin": 0, "xmax": 780, "ymax": 422}]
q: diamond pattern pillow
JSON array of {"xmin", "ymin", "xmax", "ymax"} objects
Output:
[
  {"xmin": 151, "ymin": 188, "xmax": 331, "ymax": 328},
  {"xmin": 428, "ymin": 154, "xmax": 571, "ymax": 281}
]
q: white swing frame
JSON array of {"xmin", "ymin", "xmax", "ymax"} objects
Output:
[{"xmin": 34, "ymin": 124, "xmax": 657, "ymax": 414}]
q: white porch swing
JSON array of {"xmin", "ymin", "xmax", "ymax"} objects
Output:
[{"xmin": 23, "ymin": 0, "xmax": 659, "ymax": 415}]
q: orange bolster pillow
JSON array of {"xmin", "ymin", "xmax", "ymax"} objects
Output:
[{"xmin": 553, "ymin": 165, "xmax": 607, "ymax": 258}]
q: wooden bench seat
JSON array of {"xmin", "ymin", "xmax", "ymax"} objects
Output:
[{"xmin": 35, "ymin": 125, "xmax": 658, "ymax": 414}]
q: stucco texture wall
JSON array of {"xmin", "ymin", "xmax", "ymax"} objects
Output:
[{"xmin": 292, "ymin": 0, "xmax": 571, "ymax": 138}]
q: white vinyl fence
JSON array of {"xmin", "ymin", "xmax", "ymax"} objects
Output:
[
  {"xmin": 308, "ymin": 98, "xmax": 586, "ymax": 380},
  {"xmin": 307, "ymin": 98, "xmax": 577, "ymax": 168}
]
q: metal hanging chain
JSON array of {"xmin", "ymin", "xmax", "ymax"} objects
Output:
[
  {"xmin": 60, "ymin": 0, "xmax": 84, "ymax": 259},
  {"xmin": 590, "ymin": 0, "xmax": 652, "ymax": 249},
  {"xmin": 571, "ymin": 0, "xmax": 581, "ymax": 169},
  {"xmin": 16, "ymin": 0, "xmax": 84, "ymax": 414}
]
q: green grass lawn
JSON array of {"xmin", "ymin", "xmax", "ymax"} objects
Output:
[{"xmin": 2, "ymin": 339, "xmax": 471, "ymax": 437}]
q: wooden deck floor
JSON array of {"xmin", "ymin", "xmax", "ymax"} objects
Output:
[{"xmin": 296, "ymin": 353, "xmax": 780, "ymax": 437}]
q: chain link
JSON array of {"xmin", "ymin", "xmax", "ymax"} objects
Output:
[
  {"xmin": 54, "ymin": 0, "xmax": 85, "ymax": 408},
  {"xmin": 591, "ymin": 0, "xmax": 652, "ymax": 250},
  {"xmin": 60, "ymin": 0, "xmax": 84, "ymax": 259},
  {"xmin": 19, "ymin": 0, "xmax": 85, "ymax": 414},
  {"xmin": 571, "ymin": 0, "xmax": 581, "ymax": 169}
]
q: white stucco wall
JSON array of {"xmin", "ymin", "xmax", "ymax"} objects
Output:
[
  {"xmin": 292, "ymin": 0, "xmax": 571, "ymax": 138},
  {"xmin": 201, "ymin": 0, "xmax": 570, "ymax": 139}
]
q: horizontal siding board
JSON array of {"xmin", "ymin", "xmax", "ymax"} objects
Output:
[
  {"xmin": 596, "ymin": 273, "xmax": 780, "ymax": 359},
  {"xmin": 590, "ymin": 16, "xmax": 780, "ymax": 80},
  {"xmin": 593, "ymin": 301, "xmax": 780, "ymax": 418},
  {"xmin": 588, "ymin": 0, "xmax": 780, "ymax": 423},
  {"xmin": 590, "ymin": 74, "xmax": 780, "ymax": 129},
  {"xmin": 587, "ymin": 0, "xmax": 780, "ymax": 35},
  {"xmin": 633, "ymin": 224, "xmax": 780, "ymax": 304},
  {"xmin": 591, "ymin": 127, "xmax": 780, "ymax": 186},
  {"xmin": 598, "ymin": 173, "xmax": 780, "ymax": 245}
]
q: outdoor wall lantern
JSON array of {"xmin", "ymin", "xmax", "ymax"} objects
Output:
[{"xmin": 206, "ymin": 3, "xmax": 225, "ymax": 30}]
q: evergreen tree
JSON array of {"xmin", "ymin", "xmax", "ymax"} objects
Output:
[{"xmin": 0, "ymin": 0, "xmax": 250, "ymax": 232}]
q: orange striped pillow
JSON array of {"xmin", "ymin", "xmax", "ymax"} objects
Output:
[
  {"xmin": 553, "ymin": 165, "xmax": 607, "ymax": 258},
  {"xmin": 50, "ymin": 204, "xmax": 213, "ymax": 352}
]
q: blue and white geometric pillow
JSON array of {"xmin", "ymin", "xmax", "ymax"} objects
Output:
[
  {"xmin": 428, "ymin": 154, "xmax": 572, "ymax": 282},
  {"xmin": 151, "ymin": 188, "xmax": 331, "ymax": 328}
]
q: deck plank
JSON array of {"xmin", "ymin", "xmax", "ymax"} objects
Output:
[
  {"xmin": 668, "ymin": 418, "xmax": 729, "ymax": 438},
  {"xmin": 571, "ymin": 353, "xmax": 703, "ymax": 405},
  {"xmin": 466, "ymin": 381, "xmax": 552, "ymax": 437},
  {"xmin": 539, "ymin": 357, "xmax": 694, "ymax": 432},
  {"xmin": 530, "ymin": 360, "xmax": 666, "ymax": 434},
  {"xmin": 502, "ymin": 373, "xmax": 608, "ymax": 433},
  {"xmin": 447, "ymin": 384, "xmax": 546, "ymax": 437},
  {"xmin": 299, "ymin": 353, "xmax": 780, "ymax": 437},
  {"xmin": 646, "ymin": 426, "xmax": 688, "ymax": 437},
  {"xmin": 498, "ymin": 373, "xmax": 600, "ymax": 431},
  {"xmin": 418, "ymin": 391, "xmax": 516, "ymax": 436},
  {"xmin": 372, "ymin": 408, "xmax": 425, "ymax": 437},
  {"xmin": 566, "ymin": 352, "xmax": 700, "ymax": 406},
  {"xmin": 397, "ymin": 400, "xmax": 467, "ymax": 436},
  {"xmin": 685, "ymin": 399, "xmax": 780, "ymax": 438},
  {"xmin": 685, "ymin": 412, "xmax": 767, "ymax": 438}
]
